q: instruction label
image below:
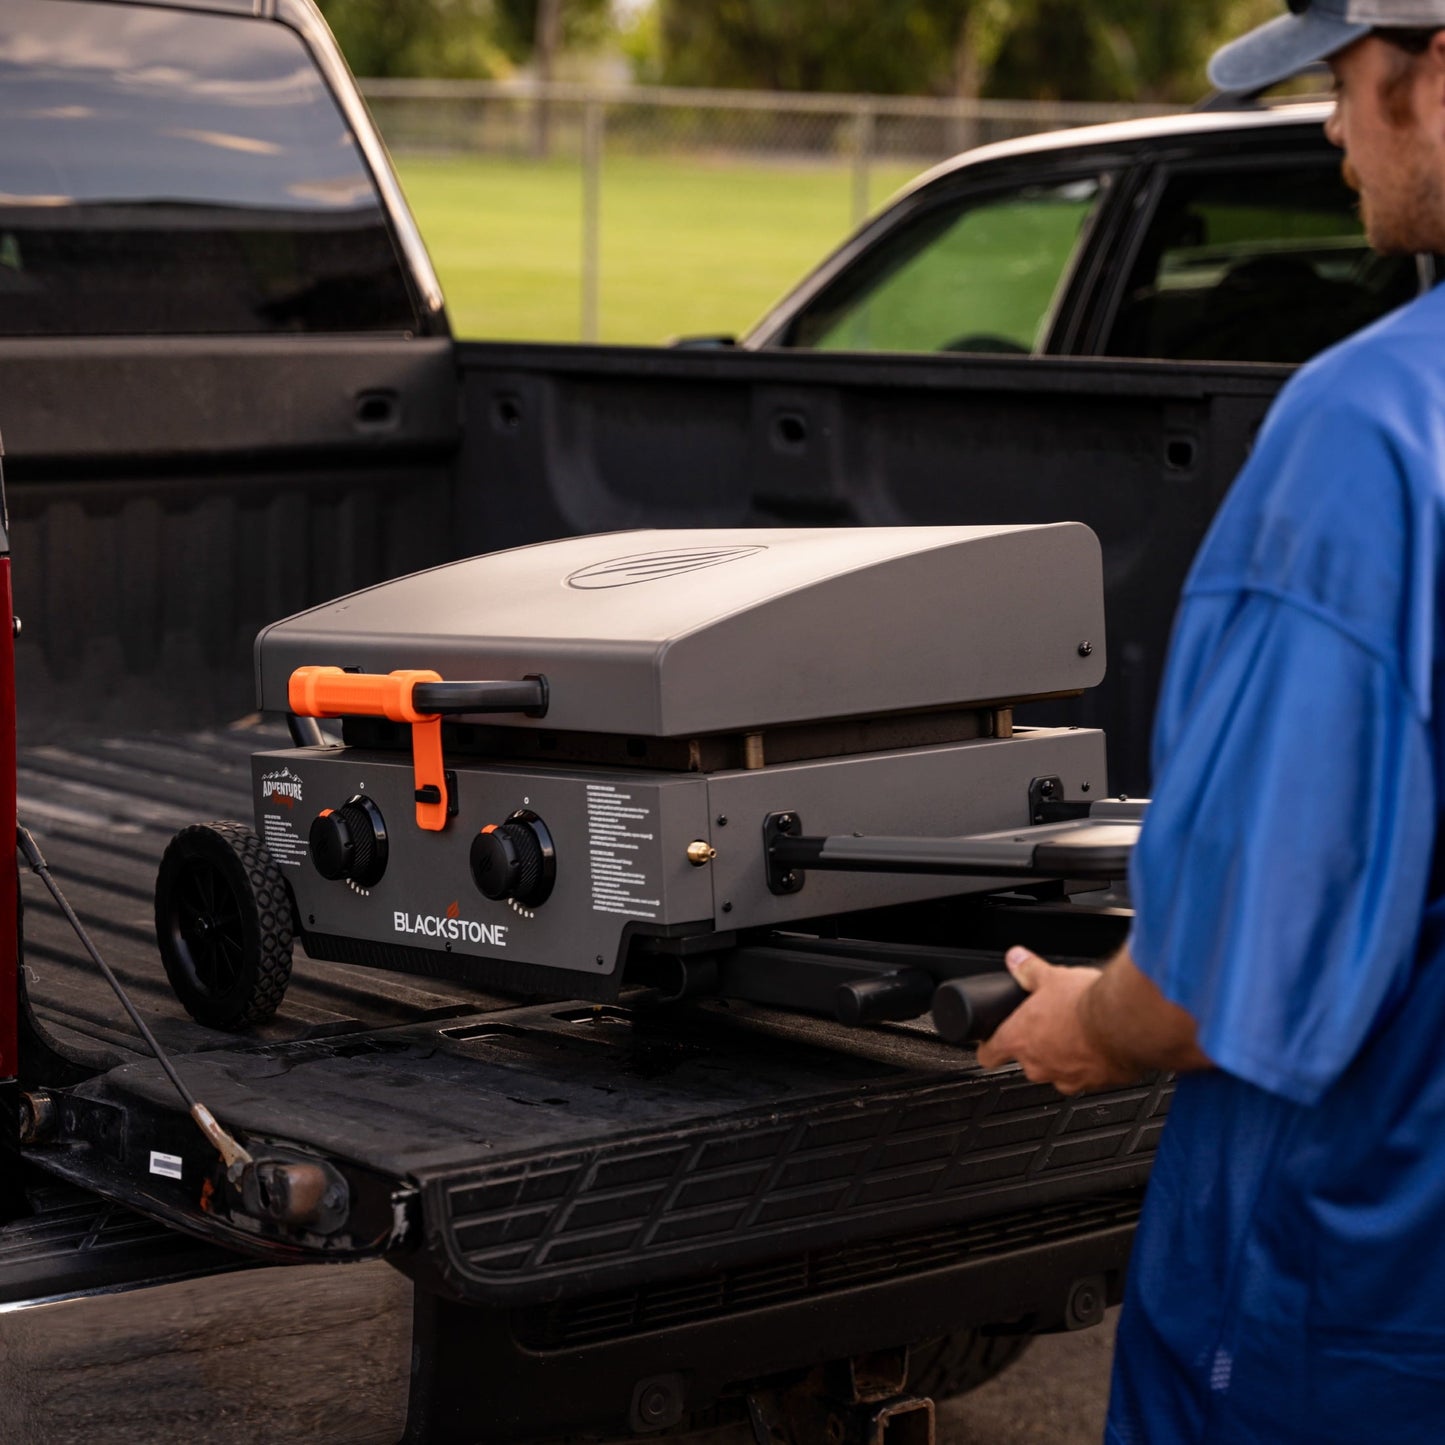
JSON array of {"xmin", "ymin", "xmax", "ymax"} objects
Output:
[
  {"xmin": 149, "ymin": 1150, "xmax": 183, "ymax": 1181},
  {"xmin": 258, "ymin": 766, "xmax": 307, "ymax": 869},
  {"xmin": 586, "ymin": 784, "xmax": 659, "ymax": 919}
]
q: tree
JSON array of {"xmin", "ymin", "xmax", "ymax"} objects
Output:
[
  {"xmin": 316, "ymin": 0, "xmax": 510, "ymax": 79},
  {"xmin": 487, "ymin": 0, "xmax": 613, "ymax": 154},
  {"xmin": 988, "ymin": 0, "xmax": 1274, "ymax": 102},
  {"xmin": 655, "ymin": 3, "xmax": 971, "ymax": 96},
  {"xmin": 650, "ymin": 0, "xmax": 1264, "ymax": 104},
  {"xmin": 490, "ymin": 0, "xmax": 613, "ymax": 64},
  {"xmin": 316, "ymin": 0, "xmax": 613, "ymax": 82}
]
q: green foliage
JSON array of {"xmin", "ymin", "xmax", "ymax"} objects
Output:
[
  {"xmin": 1008, "ymin": 0, "xmax": 1265, "ymax": 102},
  {"xmin": 317, "ymin": 0, "xmax": 616, "ymax": 80},
  {"xmin": 656, "ymin": 2, "xmax": 976, "ymax": 96},
  {"xmin": 652, "ymin": 0, "xmax": 1277, "ymax": 102},
  {"xmin": 316, "ymin": 0, "xmax": 511, "ymax": 79},
  {"xmin": 317, "ymin": 0, "xmax": 1286, "ymax": 96},
  {"xmin": 491, "ymin": 0, "xmax": 614, "ymax": 62},
  {"xmin": 618, "ymin": 1, "xmax": 664, "ymax": 84}
]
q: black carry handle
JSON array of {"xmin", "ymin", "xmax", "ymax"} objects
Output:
[
  {"xmin": 411, "ymin": 675, "xmax": 548, "ymax": 717},
  {"xmin": 931, "ymin": 973, "xmax": 1030, "ymax": 1044}
]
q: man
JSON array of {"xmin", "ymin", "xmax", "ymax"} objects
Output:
[{"xmin": 975, "ymin": 4, "xmax": 1445, "ymax": 1440}]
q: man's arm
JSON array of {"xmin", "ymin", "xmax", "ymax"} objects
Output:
[{"xmin": 974, "ymin": 946, "xmax": 1213, "ymax": 1095}]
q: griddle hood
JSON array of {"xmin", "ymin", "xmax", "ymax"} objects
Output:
[{"xmin": 254, "ymin": 526, "xmax": 1105, "ymax": 737}]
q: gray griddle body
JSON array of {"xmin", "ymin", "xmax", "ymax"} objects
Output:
[
  {"xmin": 254, "ymin": 526, "xmax": 1106, "ymax": 736},
  {"xmin": 258, "ymin": 726, "xmax": 1108, "ymax": 992},
  {"xmin": 254, "ymin": 525, "xmax": 1112, "ymax": 995}
]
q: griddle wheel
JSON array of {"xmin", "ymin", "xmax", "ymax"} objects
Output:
[{"xmin": 154, "ymin": 821, "xmax": 295, "ymax": 1030}]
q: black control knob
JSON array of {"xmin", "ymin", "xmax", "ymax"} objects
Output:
[
  {"xmin": 470, "ymin": 810, "xmax": 555, "ymax": 907},
  {"xmin": 309, "ymin": 795, "xmax": 388, "ymax": 887}
]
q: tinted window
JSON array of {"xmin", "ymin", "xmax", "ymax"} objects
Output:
[
  {"xmin": 1103, "ymin": 162, "xmax": 1420, "ymax": 363},
  {"xmin": 0, "ymin": 0, "xmax": 418, "ymax": 335},
  {"xmin": 781, "ymin": 177, "xmax": 1105, "ymax": 355}
]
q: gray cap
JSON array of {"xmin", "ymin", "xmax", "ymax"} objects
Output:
[{"xmin": 1209, "ymin": 0, "xmax": 1445, "ymax": 93}]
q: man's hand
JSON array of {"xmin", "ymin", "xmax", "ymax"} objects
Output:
[
  {"xmin": 975, "ymin": 948, "xmax": 1132, "ymax": 1094},
  {"xmin": 974, "ymin": 945, "xmax": 1212, "ymax": 1094}
]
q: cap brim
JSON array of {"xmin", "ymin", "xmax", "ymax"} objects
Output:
[{"xmin": 1208, "ymin": 10, "xmax": 1371, "ymax": 93}]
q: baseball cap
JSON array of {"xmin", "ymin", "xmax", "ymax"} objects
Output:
[{"xmin": 1209, "ymin": 0, "xmax": 1445, "ymax": 93}]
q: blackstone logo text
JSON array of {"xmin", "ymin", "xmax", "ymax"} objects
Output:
[{"xmin": 394, "ymin": 911, "xmax": 508, "ymax": 947}]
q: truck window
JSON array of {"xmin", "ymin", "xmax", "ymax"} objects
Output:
[
  {"xmin": 0, "ymin": 0, "xmax": 418, "ymax": 336},
  {"xmin": 779, "ymin": 177, "xmax": 1105, "ymax": 355},
  {"xmin": 1102, "ymin": 161, "xmax": 1420, "ymax": 363}
]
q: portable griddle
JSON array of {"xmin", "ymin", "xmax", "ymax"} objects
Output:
[{"xmin": 153, "ymin": 527, "xmax": 1141, "ymax": 1040}]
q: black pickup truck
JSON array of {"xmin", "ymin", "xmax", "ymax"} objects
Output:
[{"xmin": 0, "ymin": 1, "xmax": 1403, "ymax": 1441}]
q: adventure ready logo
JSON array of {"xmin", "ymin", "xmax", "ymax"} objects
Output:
[
  {"xmin": 260, "ymin": 766, "xmax": 303, "ymax": 809},
  {"xmin": 394, "ymin": 899, "xmax": 509, "ymax": 948}
]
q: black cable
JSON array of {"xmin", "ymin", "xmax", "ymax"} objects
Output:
[{"xmin": 16, "ymin": 825, "xmax": 252, "ymax": 1174}]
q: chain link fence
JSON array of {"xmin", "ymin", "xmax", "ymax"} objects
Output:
[{"xmin": 361, "ymin": 80, "xmax": 1182, "ymax": 342}]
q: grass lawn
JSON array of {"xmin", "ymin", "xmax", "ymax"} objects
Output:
[{"xmin": 392, "ymin": 152, "xmax": 920, "ymax": 345}]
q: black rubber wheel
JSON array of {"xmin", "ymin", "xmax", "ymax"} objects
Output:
[
  {"xmin": 908, "ymin": 1329, "xmax": 1034, "ymax": 1400},
  {"xmin": 154, "ymin": 822, "xmax": 294, "ymax": 1029}
]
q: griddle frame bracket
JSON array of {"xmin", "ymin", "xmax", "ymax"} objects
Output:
[
  {"xmin": 763, "ymin": 810, "xmax": 806, "ymax": 895},
  {"xmin": 1030, "ymin": 774, "xmax": 1090, "ymax": 825}
]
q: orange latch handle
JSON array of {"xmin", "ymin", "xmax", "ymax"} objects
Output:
[
  {"xmin": 409, "ymin": 715, "xmax": 448, "ymax": 833},
  {"xmin": 288, "ymin": 666, "xmax": 449, "ymax": 832},
  {"xmin": 289, "ymin": 666, "xmax": 442, "ymax": 724}
]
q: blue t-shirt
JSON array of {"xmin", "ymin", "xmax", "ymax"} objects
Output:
[{"xmin": 1108, "ymin": 282, "xmax": 1445, "ymax": 1444}]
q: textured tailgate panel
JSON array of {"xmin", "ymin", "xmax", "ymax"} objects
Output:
[
  {"xmin": 426, "ymin": 1072, "xmax": 1171, "ymax": 1303},
  {"xmin": 514, "ymin": 1189, "xmax": 1145, "ymax": 1349}
]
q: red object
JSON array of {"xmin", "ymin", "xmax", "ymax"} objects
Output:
[{"xmin": 0, "ymin": 557, "xmax": 18, "ymax": 1082}]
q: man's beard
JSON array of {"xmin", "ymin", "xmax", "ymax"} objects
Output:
[{"xmin": 1342, "ymin": 153, "xmax": 1443, "ymax": 254}]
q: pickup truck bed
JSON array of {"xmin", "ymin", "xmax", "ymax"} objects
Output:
[{"xmin": 11, "ymin": 725, "xmax": 1159, "ymax": 1439}]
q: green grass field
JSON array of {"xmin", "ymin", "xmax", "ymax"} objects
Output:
[{"xmin": 392, "ymin": 152, "xmax": 920, "ymax": 344}]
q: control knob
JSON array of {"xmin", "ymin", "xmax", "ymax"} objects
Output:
[
  {"xmin": 309, "ymin": 795, "xmax": 388, "ymax": 887},
  {"xmin": 470, "ymin": 809, "xmax": 555, "ymax": 908}
]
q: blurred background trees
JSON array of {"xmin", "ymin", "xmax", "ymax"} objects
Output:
[
  {"xmin": 647, "ymin": 0, "xmax": 1282, "ymax": 102},
  {"xmin": 318, "ymin": 0, "xmax": 1282, "ymax": 100},
  {"xmin": 315, "ymin": 0, "xmax": 502, "ymax": 78},
  {"xmin": 315, "ymin": 0, "xmax": 610, "ymax": 79}
]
